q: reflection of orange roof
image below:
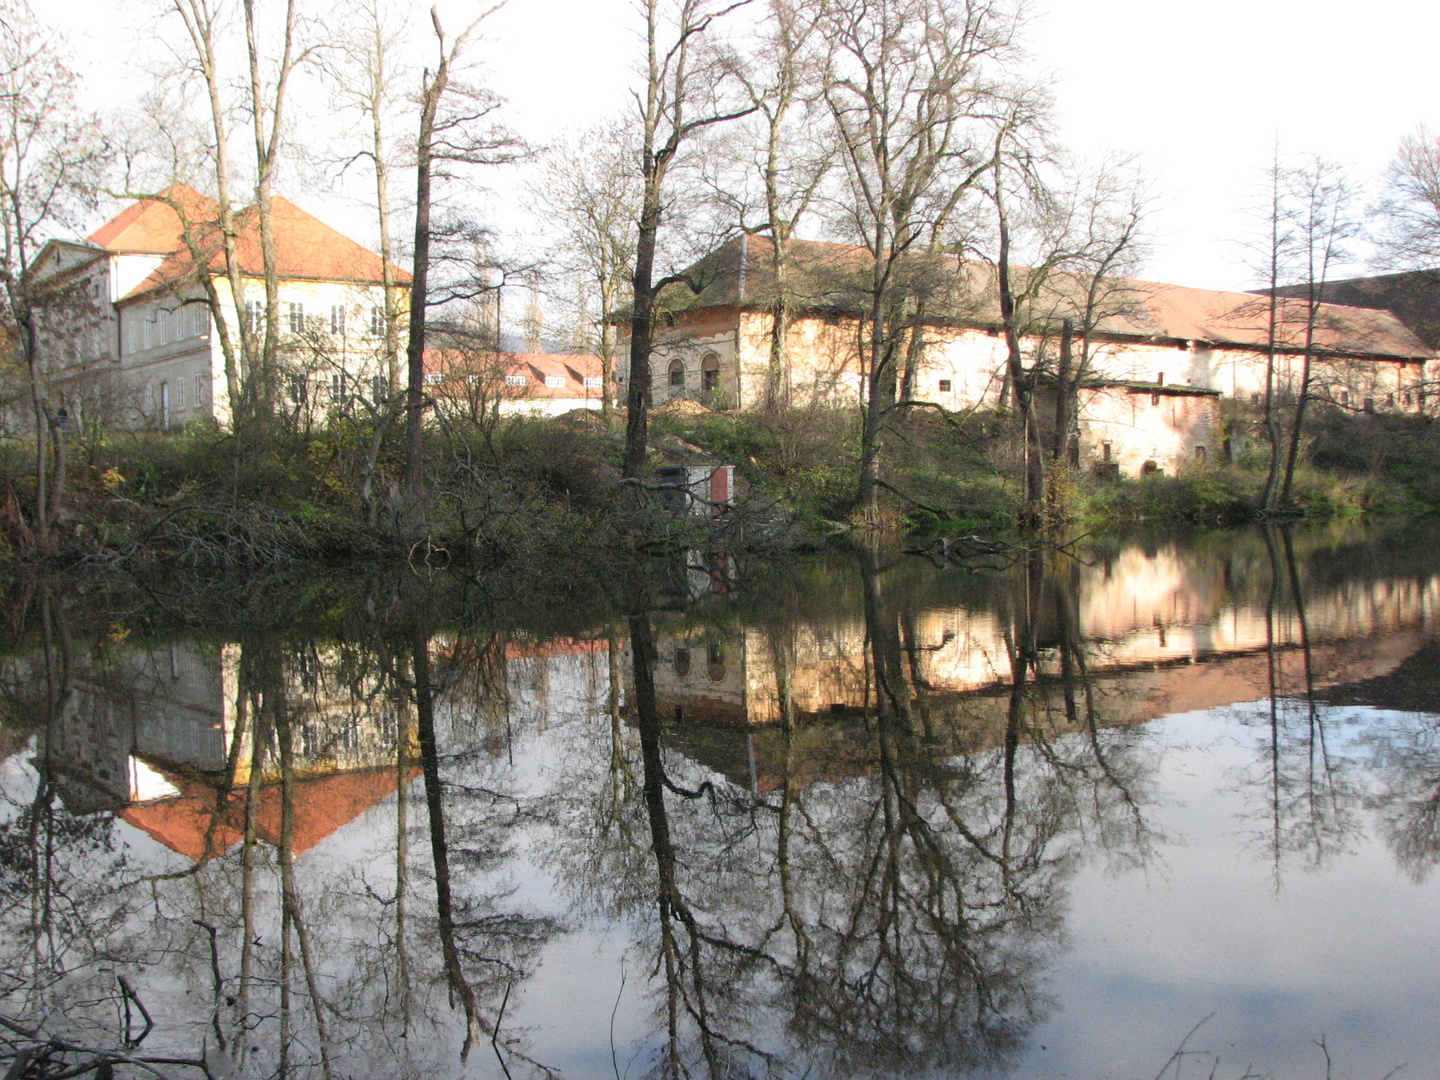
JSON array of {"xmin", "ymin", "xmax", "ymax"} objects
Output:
[
  {"xmin": 86, "ymin": 185, "xmax": 410, "ymax": 298},
  {"xmin": 119, "ymin": 766, "xmax": 420, "ymax": 862}
]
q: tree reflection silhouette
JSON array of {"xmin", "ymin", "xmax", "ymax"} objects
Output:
[{"xmin": 595, "ymin": 548, "xmax": 1166, "ymax": 1079}]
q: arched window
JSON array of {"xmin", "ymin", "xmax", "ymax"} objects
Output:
[
  {"xmin": 668, "ymin": 359, "xmax": 685, "ymax": 396},
  {"xmin": 700, "ymin": 354, "xmax": 720, "ymax": 405}
]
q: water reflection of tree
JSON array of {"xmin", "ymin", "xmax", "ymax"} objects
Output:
[
  {"xmin": 0, "ymin": 580, "xmax": 561, "ymax": 1078},
  {"xmin": 539, "ymin": 551, "xmax": 1163, "ymax": 1080},
  {"xmin": 1232, "ymin": 527, "xmax": 1363, "ymax": 883}
]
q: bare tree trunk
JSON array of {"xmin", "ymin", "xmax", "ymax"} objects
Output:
[
  {"xmin": 996, "ymin": 170, "xmax": 1044, "ymax": 529},
  {"xmin": 412, "ymin": 619, "xmax": 486, "ymax": 1058},
  {"xmin": 242, "ymin": 0, "xmax": 301, "ymax": 423},
  {"xmin": 403, "ymin": 38, "xmax": 446, "ymax": 508},
  {"xmin": 624, "ymin": 185, "xmax": 660, "ymax": 480}
]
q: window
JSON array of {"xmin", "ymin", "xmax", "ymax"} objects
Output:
[
  {"xmin": 244, "ymin": 299, "xmax": 264, "ymax": 334},
  {"xmin": 142, "ymin": 317, "xmax": 152, "ymax": 350},
  {"xmin": 159, "ymin": 381, "xmax": 170, "ymax": 427},
  {"xmin": 370, "ymin": 305, "xmax": 384, "ymax": 335},
  {"xmin": 157, "ymin": 309, "xmax": 169, "ymax": 345},
  {"xmin": 127, "ymin": 319, "xmax": 138, "ymax": 355},
  {"xmin": 195, "ymin": 373, "xmax": 206, "ymax": 405},
  {"xmin": 425, "ymin": 372, "xmax": 443, "ymax": 386},
  {"xmin": 177, "ymin": 379, "xmax": 186, "ymax": 410},
  {"xmin": 1386, "ymin": 392, "xmax": 1396, "ymax": 408},
  {"xmin": 701, "ymin": 354, "xmax": 720, "ymax": 404},
  {"xmin": 938, "ymin": 379, "xmax": 952, "ymax": 393},
  {"xmin": 330, "ymin": 304, "xmax": 346, "ymax": 334},
  {"xmin": 545, "ymin": 375, "xmax": 565, "ymax": 388},
  {"xmin": 289, "ymin": 374, "xmax": 308, "ymax": 406},
  {"xmin": 673, "ymin": 648, "xmax": 691, "ymax": 677},
  {"xmin": 1339, "ymin": 389, "xmax": 1350, "ymax": 405},
  {"xmin": 583, "ymin": 376, "xmax": 603, "ymax": 389},
  {"xmin": 1194, "ymin": 445, "xmax": 1206, "ymax": 462},
  {"xmin": 328, "ymin": 373, "xmax": 343, "ymax": 403},
  {"xmin": 288, "ymin": 302, "xmax": 305, "ymax": 334},
  {"xmin": 371, "ymin": 375, "xmax": 388, "ymax": 403},
  {"xmin": 506, "ymin": 374, "xmax": 528, "ymax": 387},
  {"xmin": 668, "ymin": 360, "xmax": 685, "ymax": 388}
]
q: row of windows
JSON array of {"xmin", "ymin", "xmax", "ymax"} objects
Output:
[
  {"xmin": 126, "ymin": 304, "xmax": 210, "ymax": 354},
  {"xmin": 246, "ymin": 301, "xmax": 390, "ymax": 337},
  {"xmin": 289, "ymin": 373, "xmax": 390, "ymax": 406}
]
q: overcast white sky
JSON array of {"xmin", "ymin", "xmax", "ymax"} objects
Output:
[{"xmin": 54, "ymin": 0, "xmax": 1440, "ymax": 293}]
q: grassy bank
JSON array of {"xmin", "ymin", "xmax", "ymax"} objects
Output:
[{"xmin": 0, "ymin": 399, "xmax": 1433, "ymax": 566}]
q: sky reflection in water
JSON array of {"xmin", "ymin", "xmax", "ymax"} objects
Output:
[{"xmin": 1, "ymin": 526, "xmax": 1438, "ymax": 1079}]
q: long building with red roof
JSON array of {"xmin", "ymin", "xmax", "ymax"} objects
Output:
[{"xmin": 628, "ymin": 236, "xmax": 1438, "ymax": 477}]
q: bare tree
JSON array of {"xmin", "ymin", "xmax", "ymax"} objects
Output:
[
  {"xmin": 622, "ymin": 0, "xmax": 757, "ymax": 481},
  {"xmin": 1277, "ymin": 156, "xmax": 1360, "ymax": 506},
  {"xmin": 527, "ymin": 121, "xmax": 639, "ymax": 425},
  {"xmin": 1045, "ymin": 155, "xmax": 1153, "ymax": 471},
  {"xmin": 1374, "ymin": 124, "xmax": 1440, "ymax": 272},
  {"xmin": 324, "ymin": 0, "xmax": 414, "ymax": 397},
  {"xmin": 402, "ymin": 3, "xmax": 519, "ymax": 509},
  {"xmin": 0, "ymin": 1, "xmax": 107, "ymax": 548},
  {"xmin": 725, "ymin": 0, "xmax": 834, "ymax": 411},
  {"xmin": 818, "ymin": 0, "xmax": 1021, "ymax": 519}
]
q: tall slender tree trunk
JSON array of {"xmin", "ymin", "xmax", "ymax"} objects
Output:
[
  {"xmin": 404, "ymin": 69, "xmax": 442, "ymax": 507},
  {"xmin": 624, "ymin": 187, "xmax": 661, "ymax": 480},
  {"xmin": 996, "ymin": 172, "xmax": 1044, "ymax": 528}
]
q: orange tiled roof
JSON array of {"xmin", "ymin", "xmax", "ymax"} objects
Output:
[
  {"xmin": 87, "ymin": 184, "xmax": 215, "ymax": 254},
  {"xmin": 86, "ymin": 185, "xmax": 411, "ymax": 299},
  {"xmin": 423, "ymin": 349, "xmax": 607, "ymax": 399}
]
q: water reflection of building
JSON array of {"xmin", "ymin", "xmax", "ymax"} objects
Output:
[
  {"xmin": 646, "ymin": 550, "xmax": 1440, "ymax": 732},
  {"xmin": 47, "ymin": 641, "xmax": 417, "ymax": 861}
]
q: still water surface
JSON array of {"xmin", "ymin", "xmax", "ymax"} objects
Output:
[{"xmin": 2, "ymin": 526, "xmax": 1439, "ymax": 1078}]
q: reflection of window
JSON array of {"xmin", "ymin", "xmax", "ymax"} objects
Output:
[
  {"xmin": 707, "ymin": 641, "xmax": 726, "ymax": 681},
  {"xmin": 673, "ymin": 647, "xmax": 691, "ymax": 677}
]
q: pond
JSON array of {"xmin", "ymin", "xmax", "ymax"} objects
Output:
[{"xmin": 2, "ymin": 524, "xmax": 1438, "ymax": 1079}]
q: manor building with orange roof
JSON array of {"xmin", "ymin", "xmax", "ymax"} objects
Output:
[{"xmin": 26, "ymin": 185, "xmax": 408, "ymax": 429}]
